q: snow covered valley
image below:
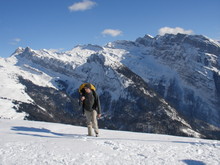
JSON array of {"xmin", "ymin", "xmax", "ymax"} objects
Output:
[{"xmin": 0, "ymin": 119, "xmax": 219, "ymax": 165}]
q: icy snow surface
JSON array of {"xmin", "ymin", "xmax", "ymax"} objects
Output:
[{"xmin": 0, "ymin": 119, "xmax": 219, "ymax": 165}]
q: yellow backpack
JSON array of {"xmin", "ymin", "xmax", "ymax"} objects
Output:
[{"xmin": 78, "ymin": 83, "xmax": 96, "ymax": 94}]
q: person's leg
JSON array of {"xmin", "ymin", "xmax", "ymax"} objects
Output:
[
  {"xmin": 85, "ymin": 110, "xmax": 93, "ymax": 136},
  {"xmin": 92, "ymin": 110, "xmax": 99, "ymax": 136}
]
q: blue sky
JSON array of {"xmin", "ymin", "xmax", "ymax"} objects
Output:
[{"xmin": 0, "ymin": 0, "xmax": 220, "ymax": 58}]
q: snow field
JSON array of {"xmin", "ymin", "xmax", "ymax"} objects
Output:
[{"xmin": 0, "ymin": 119, "xmax": 220, "ymax": 165}]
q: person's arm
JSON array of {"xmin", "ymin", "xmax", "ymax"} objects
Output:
[
  {"xmin": 96, "ymin": 93, "xmax": 101, "ymax": 118},
  {"xmin": 80, "ymin": 93, "xmax": 85, "ymax": 114}
]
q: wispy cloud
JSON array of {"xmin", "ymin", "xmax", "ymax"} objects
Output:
[
  {"xmin": 158, "ymin": 27, "xmax": 194, "ymax": 36},
  {"xmin": 68, "ymin": 0, "xmax": 96, "ymax": 12},
  {"xmin": 10, "ymin": 38, "xmax": 21, "ymax": 45},
  {"xmin": 102, "ymin": 29, "xmax": 123, "ymax": 37}
]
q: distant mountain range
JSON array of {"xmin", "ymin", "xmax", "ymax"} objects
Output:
[{"xmin": 0, "ymin": 33, "xmax": 220, "ymax": 139}]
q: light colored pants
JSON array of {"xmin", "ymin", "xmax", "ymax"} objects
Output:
[{"xmin": 85, "ymin": 110, "xmax": 99, "ymax": 136}]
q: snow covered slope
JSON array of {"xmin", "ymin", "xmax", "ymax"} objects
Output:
[
  {"xmin": 106, "ymin": 34, "xmax": 220, "ymax": 127},
  {"xmin": 0, "ymin": 119, "xmax": 219, "ymax": 165},
  {"xmin": 0, "ymin": 45, "xmax": 203, "ymax": 139},
  {"xmin": 0, "ymin": 33, "xmax": 220, "ymax": 140}
]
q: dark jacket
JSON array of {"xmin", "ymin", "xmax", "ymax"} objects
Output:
[{"xmin": 81, "ymin": 89, "xmax": 101, "ymax": 115}]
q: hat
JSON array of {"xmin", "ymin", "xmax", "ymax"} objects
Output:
[{"xmin": 84, "ymin": 83, "xmax": 91, "ymax": 89}]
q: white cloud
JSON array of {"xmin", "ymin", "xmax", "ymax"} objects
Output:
[
  {"xmin": 158, "ymin": 27, "xmax": 194, "ymax": 36},
  {"xmin": 68, "ymin": 0, "xmax": 96, "ymax": 12},
  {"xmin": 10, "ymin": 38, "xmax": 21, "ymax": 45},
  {"xmin": 102, "ymin": 29, "xmax": 123, "ymax": 37}
]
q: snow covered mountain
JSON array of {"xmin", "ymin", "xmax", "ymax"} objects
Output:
[
  {"xmin": 0, "ymin": 33, "xmax": 220, "ymax": 140},
  {"xmin": 1, "ymin": 119, "xmax": 219, "ymax": 165}
]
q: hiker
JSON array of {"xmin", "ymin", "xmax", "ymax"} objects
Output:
[{"xmin": 79, "ymin": 83, "xmax": 101, "ymax": 137}]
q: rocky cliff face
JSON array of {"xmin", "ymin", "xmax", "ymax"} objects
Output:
[
  {"xmin": 107, "ymin": 34, "xmax": 220, "ymax": 128},
  {"xmin": 1, "ymin": 33, "xmax": 220, "ymax": 139}
]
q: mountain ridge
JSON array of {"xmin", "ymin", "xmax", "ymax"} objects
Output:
[{"xmin": 0, "ymin": 33, "xmax": 220, "ymax": 139}]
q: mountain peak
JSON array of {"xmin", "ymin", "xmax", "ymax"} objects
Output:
[
  {"xmin": 11, "ymin": 47, "xmax": 25, "ymax": 56},
  {"xmin": 135, "ymin": 34, "xmax": 154, "ymax": 46},
  {"xmin": 24, "ymin": 47, "xmax": 33, "ymax": 53},
  {"xmin": 144, "ymin": 34, "xmax": 154, "ymax": 39},
  {"xmin": 11, "ymin": 47, "xmax": 34, "ymax": 57}
]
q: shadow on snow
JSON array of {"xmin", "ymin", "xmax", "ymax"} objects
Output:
[
  {"xmin": 182, "ymin": 159, "xmax": 206, "ymax": 165},
  {"xmin": 11, "ymin": 126, "xmax": 220, "ymax": 147},
  {"xmin": 11, "ymin": 126, "xmax": 85, "ymax": 139}
]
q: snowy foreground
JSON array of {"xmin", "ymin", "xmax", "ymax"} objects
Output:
[{"xmin": 0, "ymin": 119, "xmax": 220, "ymax": 165}]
